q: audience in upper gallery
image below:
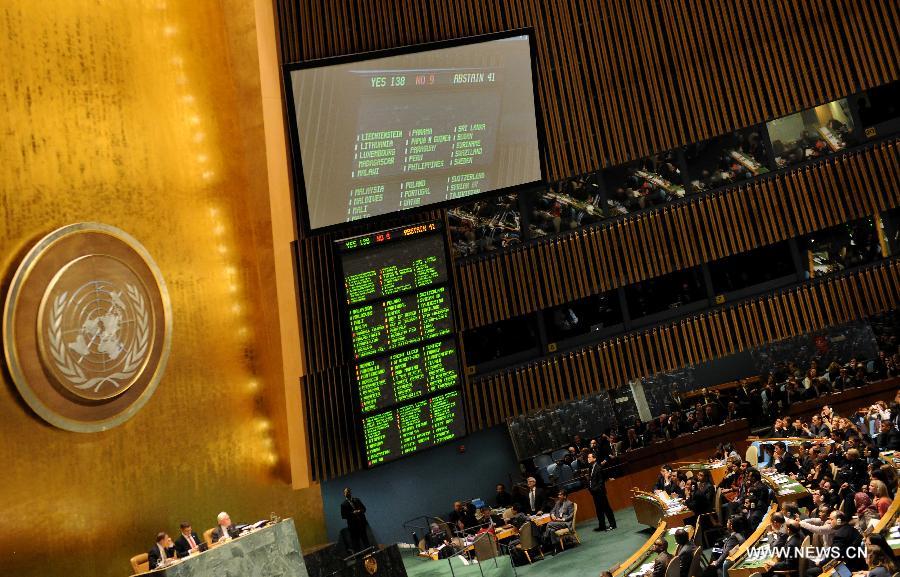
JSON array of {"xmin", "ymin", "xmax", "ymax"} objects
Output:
[{"xmin": 529, "ymin": 351, "xmax": 900, "ymax": 479}]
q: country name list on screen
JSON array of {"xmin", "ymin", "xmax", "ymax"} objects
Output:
[{"xmin": 289, "ymin": 34, "xmax": 541, "ymax": 230}]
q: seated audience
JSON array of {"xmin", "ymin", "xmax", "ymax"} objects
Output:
[
  {"xmin": 762, "ymin": 520, "xmax": 803, "ymax": 577},
  {"xmin": 866, "ymin": 547, "xmax": 897, "ymax": 577},
  {"xmin": 870, "ymin": 479, "xmax": 893, "ymax": 517},
  {"xmin": 877, "ymin": 419, "xmax": 900, "ymax": 451},
  {"xmin": 707, "ymin": 515, "xmax": 745, "ymax": 577}
]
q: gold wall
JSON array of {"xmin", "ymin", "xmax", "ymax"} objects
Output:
[{"xmin": 0, "ymin": 2, "xmax": 325, "ymax": 576}]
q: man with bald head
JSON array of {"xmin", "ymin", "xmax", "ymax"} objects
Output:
[{"xmin": 651, "ymin": 537, "xmax": 672, "ymax": 577}]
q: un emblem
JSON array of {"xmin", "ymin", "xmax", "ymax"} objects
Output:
[{"xmin": 3, "ymin": 223, "xmax": 172, "ymax": 432}]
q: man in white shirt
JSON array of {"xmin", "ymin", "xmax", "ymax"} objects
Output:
[{"xmin": 521, "ymin": 477, "xmax": 546, "ymax": 515}]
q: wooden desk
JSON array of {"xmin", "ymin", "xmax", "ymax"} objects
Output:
[
  {"xmin": 634, "ymin": 170, "xmax": 686, "ymax": 198},
  {"xmin": 673, "ymin": 461, "xmax": 728, "ymax": 485},
  {"xmin": 785, "ymin": 379, "xmax": 899, "ymax": 418},
  {"xmin": 727, "ymin": 504, "xmax": 778, "ymax": 577},
  {"xmin": 133, "ymin": 519, "xmax": 306, "ymax": 577},
  {"xmin": 729, "ymin": 150, "xmax": 769, "ymax": 175},
  {"xmin": 611, "ymin": 522, "xmax": 668, "ymax": 577},
  {"xmin": 418, "ymin": 512, "xmax": 554, "ymax": 561},
  {"xmin": 762, "ymin": 472, "xmax": 809, "ymax": 504},
  {"xmin": 817, "ymin": 126, "xmax": 846, "ymax": 152},
  {"xmin": 632, "ymin": 490, "xmax": 692, "ymax": 528}
]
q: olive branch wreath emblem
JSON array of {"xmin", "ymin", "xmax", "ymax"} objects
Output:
[{"xmin": 47, "ymin": 283, "xmax": 150, "ymax": 393}]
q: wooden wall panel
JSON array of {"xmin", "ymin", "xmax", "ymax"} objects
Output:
[
  {"xmin": 276, "ymin": 0, "xmax": 900, "ymax": 480},
  {"xmin": 455, "ymin": 139, "xmax": 900, "ymax": 330},
  {"xmin": 276, "ymin": 0, "xmax": 898, "ymax": 176},
  {"xmin": 467, "ymin": 260, "xmax": 900, "ymax": 431}
]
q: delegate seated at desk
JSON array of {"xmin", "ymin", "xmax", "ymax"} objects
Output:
[
  {"xmin": 424, "ymin": 522, "xmax": 456, "ymax": 559},
  {"xmin": 544, "ymin": 489, "xmax": 574, "ymax": 547},
  {"xmin": 448, "ymin": 500, "xmax": 478, "ymax": 533},
  {"xmin": 211, "ymin": 511, "xmax": 240, "ymax": 543},
  {"xmin": 173, "ymin": 522, "xmax": 202, "ymax": 558},
  {"xmin": 761, "ymin": 520, "xmax": 804, "ymax": 577},
  {"xmin": 770, "ymin": 442, "xmax": 800, "ymax": 475},
  {"xmin": 148, "ymin": 532, "xmax": 176, "ymax": 570},
  {"xmin": 652, "ymin": 537, "xmax": 673, "ymax": 577}
]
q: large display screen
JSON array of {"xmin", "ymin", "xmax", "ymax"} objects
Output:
[
  {"xmin": 356, "ymin": 340, "xmax": 459, "ymax": 413},
  {"xmin": 362, "ymin": 390, "xmax": 466, "ymax": 466},
  {"xmin": 340, "ymin": 225, "xmax": 447, "ymax": 305},
  {"xmin": 348, "ymin": 286, "xmax": 453, "ymax": 359},
  {"xmin": 285, "ymin": 31, "xmax": 543, "ymax": 232},
  {"xmin": 337, "ymin": 221, "xmax": 465, "ymax": 466}
]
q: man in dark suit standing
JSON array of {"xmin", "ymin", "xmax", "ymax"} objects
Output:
[
  {"xmin": 210, "ymin": 511, "xmax": 240, "ymax": 543},
  {"xmin": 147, "ymin": 532, "xmax": 175, "ymax": 569},
  {"xmin": 341, "ymin": 487, "xmax": 372, "ymax": 553},
  {"xmin": 173, "ymin": 522, "xmax": 203, "ymax": 558},
  {"xmin": 588, "ymin": 452, "xmax": 616, "ymax": 531},
  {"xmin": 520, "ymin": 477, "xmax": 547, "ymax": 515},
  {"xmin": 651, "ymin": 537, "xmax": 673, "ymax": 577}
]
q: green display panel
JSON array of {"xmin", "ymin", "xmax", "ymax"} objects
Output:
[
  {"xmin": 348, "ymin": 286, "xmax": 452, "ymax": 359},
  {"xmin": 339, "ymin": 224, "xmax": 446, "ymax": 305},
  {"xmin": 362, "ymin": 390, "xmax": 466, "ymax": 467},
  {"xmin": 356, "ymin": 340, "xmax": 459, "ymax": 413},
  {"xmin": 337, "ymin": 221, "xmax": 465, "ymax": 467}
]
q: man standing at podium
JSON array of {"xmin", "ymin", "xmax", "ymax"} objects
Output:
[{"xmin": 341, "ymin": 487, "xmax": 371, "ymax": 553}]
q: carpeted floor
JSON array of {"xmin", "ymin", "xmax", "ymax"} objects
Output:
[{"xmin": 403, "ymin": 507, "xmax": 655, "ymax": 577}]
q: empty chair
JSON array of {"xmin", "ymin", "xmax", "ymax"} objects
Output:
[
  {"xmin": 664, "ymin": 556, "xmax": 681, "ymax": 577},
  {"xmin": 689, "ymin": 545, "xmax": 706, "ymax": 577},
  {"xmin": 534, "ymin": 454, "xmax": 553, "ymax": 469},
  {"xmin": 540, "ymin": 464, "xmax": 555, "ymax": 485},
  {"xmin": 556, "ymin": 463, "xmax": 582, "ymax": 491},
  {"xmin": 513, "ymin": 521, "xmax": 544, "ymax": 564},
  {"xmin": 551, "ymin": 448, "xmax": 568, "ymax": 462},
  {"xmin": 714, "ymin": 487, "xmax": 724, "ymax": 524},
  {"xmin": 745, "ymin": 445, "xmax": 758, "ymax": 467},
  {"xmin": 130, "ymin": 553, "xmax": 149, "ymax": 575},
  {"xmin": 556, "ymin": 463, "xmax": 573, "ymax": 483},
  {"xmin": 471, "ymin": 532, "xmax": 500, "ymax": 574}
]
